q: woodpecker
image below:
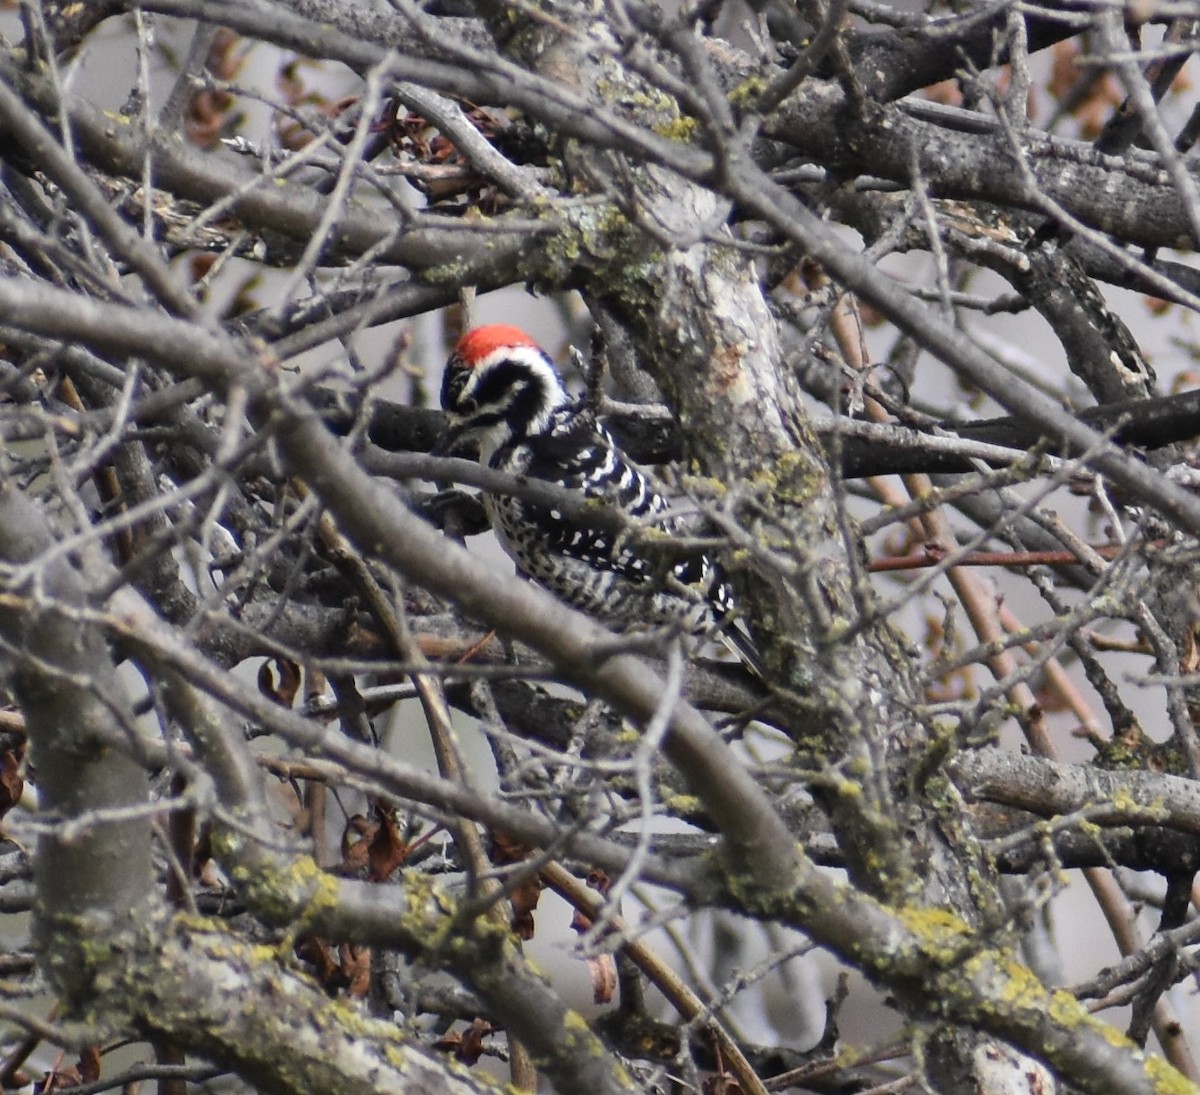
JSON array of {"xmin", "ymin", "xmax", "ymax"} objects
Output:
[{"xmin": 440, "ymin": 324, "xmax": 762, "ymax": 674}]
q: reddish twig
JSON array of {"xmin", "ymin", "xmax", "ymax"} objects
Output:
[{"xmin": 868, "ymin": 542, "xmax": 1157, "ymax": 572}]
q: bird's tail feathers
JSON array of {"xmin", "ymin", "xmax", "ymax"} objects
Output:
[{"xmin": 715, "ymin": 620, "xmax": 766, "ymax": 680}]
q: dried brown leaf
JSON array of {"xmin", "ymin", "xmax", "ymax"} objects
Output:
[
  {"xmin": 434, "ymin": 1020, "xmax": 494, "ymax": 1066},
  {"xmin": 367, "ymin": 812, "xmax": 409, "ymax": 882},
  {"xmin": 339, "ymin": 943, "xmax": 371, "ymax": 998},
  {"xmin": 587, "ymin": 954, "xmax": 617, "ymax": 1005},
  {"xmin": 76, "ymin": 1046, "xmax": 100, "ymax": 1085},
  {"xmin": 341, "ymin": 815, "xmax": 377, "ymax": 876},
  {"xmin": 0, "ymin": 749, "xmax": 24, "ymax": 821},
  {"xmin": 297, "ymin": 937, "xmax": 341, "ymax": 989},
  {"xmin": 257, "ymin": 658, "xmax": 301, "ymax": 707},
  {"xmin": 36, "ymin": 1066, "xmax": 82, "ymax": 1093},
  {"xmin": 490, "ymin": 833, "xmax": 541, "ymax": 938}
]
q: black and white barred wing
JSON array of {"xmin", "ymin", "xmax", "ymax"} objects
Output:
[{"xmin": 487, "ymin": 408, "xmax": 711, "ymax": 621}]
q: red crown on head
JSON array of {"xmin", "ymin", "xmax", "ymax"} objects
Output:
[{"xmin": 454, "ymin": 325, "xmax": 540, "ymax": 367}]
